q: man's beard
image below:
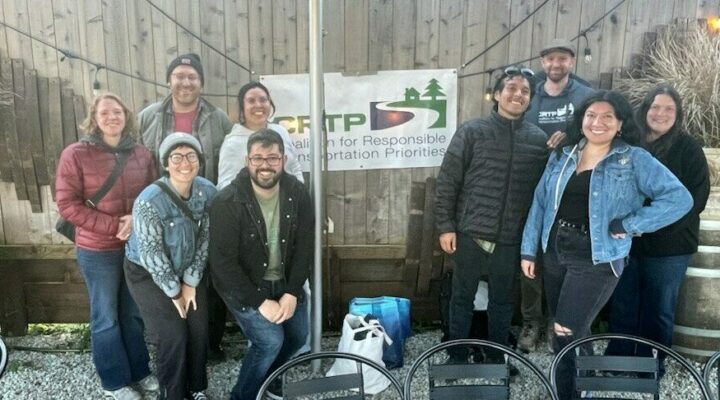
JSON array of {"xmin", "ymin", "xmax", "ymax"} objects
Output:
[{"xmin": 250, "ymin": 168, "xmax": 281, "ymax": 189}]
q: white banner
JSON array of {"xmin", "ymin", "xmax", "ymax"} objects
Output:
[{"xmin": 261, "ymin": 69, "xmax": 457, "ymax": 171}]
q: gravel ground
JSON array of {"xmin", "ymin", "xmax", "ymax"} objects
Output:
[{"xmin": 0, "ymin": 328, "xmax": 715, "ymax": 399}]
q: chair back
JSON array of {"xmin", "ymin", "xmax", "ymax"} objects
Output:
[
  {"xmin": 703, "ymin": 351, "xmax": 720, "ymax": 400},
  {"xmin": 550, "ymin": 333, "xmax": 712, "ymax": 399},
  {"xmin": 403, "ymin": 339, "xmax": 557, "ymax": 400},
  {"xmin": 255, "ymin": 351, "xmax": 403, "ymax": 400}
]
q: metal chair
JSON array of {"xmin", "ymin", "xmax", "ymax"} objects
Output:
[
  {"xmin": 703, "ymin": 351, "xmax": 720, "ymax": 400},
  {"xmin": 0, "ymin": 335, "xmax": 7, "ymax": 380},
  {"xmin": 403, "ymin": 339, "xmax": 557, "ymax": 400},
  {"xmin": 255, "ymin": 351, "xmax": 404, "ymax": 400},
  {"xmin": 550, "ymin": 333, "xmax": 712, "ymax": 399}
]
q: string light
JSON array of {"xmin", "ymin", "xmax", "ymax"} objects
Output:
[
  {"xmin": 484, "ymin": 87, "xmax": 493, "ymax": 102},
  {"xmin": 708, "ymin": 16, "xmax": 720, "ymax": 34}
]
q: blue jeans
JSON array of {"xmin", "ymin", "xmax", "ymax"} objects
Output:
[
  {"xmin": 448, "ymin": 233, "xmax": 519, "ymax": 359},
  {"xmin": 229, "ymin": 280, "xmax": 309, "ymax": 400},
  {"xmin": 606, "ymin": 254, "xmax": 691, "ymax": 368},
  {"xmin": 76, "ymin": 248, "xmax": 151, "ymax": 390}
]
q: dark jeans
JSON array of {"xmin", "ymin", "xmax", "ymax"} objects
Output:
[
  {"xmin": 124, "ymin": 259, "xmax": 209, "ymax": 400},
  {"xmin": 606, "ymin": 254, "xmax": 691, "ymax": 372},
  {"xmin": 207, "ymin": 275, "xmax": 227, "ymax": 351},
  {"xmin": 229, "ymin": 279, "xmax": 309, "ymax": 400},
  {"xmin": 449, "ymin": 233, "xmax": 519, "ymax": 358},
  {"xmin": 543, "ymin": 224, "xmax": 619, "ymax": 399},
  {"xmin": 521, "ymin": 256, "xmax": 545, "ymax": 327},
  {"xmin": 76, "ymin": 248, "xmax": 151, "ymax": 391}
]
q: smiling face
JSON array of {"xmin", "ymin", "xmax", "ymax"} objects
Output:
[
  {"xmin": 242, "ymin": 87, "xmax": 273, "ymax": 131},
  {"xmin": 169, "ymin": 65, "xmax": 202, "ymax": 109},
  {"xmin": 582, "ymin": 101, "xmax": 623, "ymax": 147},
  {"xmin": 95, "ymin": 98, "xmax": 126, "ymax": 141},
  {"xmin": 166, "ymin": 145, "xmax": 200, "ymax": 187},
  {"xmin": 646, "ymin": 94, "xmax": 677, "ymax": 138},
  {"xmin": 246, "ymin": 143, "xmax": 286, "ymax": 190},
  {"xmin": 540, "ymin": 50, "xmax": 575, "ymax": 83},
  {"xmin": 494, "ymin": 75, "xmax": 532, "ymax": 120}
]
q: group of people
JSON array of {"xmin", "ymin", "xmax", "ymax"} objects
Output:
[
  {"xmin": 55, "ymin": 37, "xmax": 709, "ymax": 400},
  {"xmin": 56, "ymin": 53, "xmax": 312, "ymax": 400},
  {"xmin": 436, "ymin": 38, "xmax": 709, "ymax": 398}
]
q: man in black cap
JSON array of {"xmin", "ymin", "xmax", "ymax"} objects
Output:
[
  {"xmin": 138, "ymin": 53, "xmax": 232, "ymax": 361},
  {"xmin": 520, "ymin": 38, "xmax": 594, "ymax": 353}
]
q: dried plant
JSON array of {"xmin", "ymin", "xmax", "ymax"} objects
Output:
[{"xmin": 615, "ymin": 25, "xmax": 720, "ymax": 147}]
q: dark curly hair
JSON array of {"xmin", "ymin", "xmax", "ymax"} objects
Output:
[{"xmin": 636, "ymin": 84, "xmax": 687, "ymax": 161}]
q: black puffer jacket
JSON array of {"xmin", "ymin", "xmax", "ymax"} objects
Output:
[{"xmin": 435, "ymin": 111, "xmax": 549, "ymax": 245}]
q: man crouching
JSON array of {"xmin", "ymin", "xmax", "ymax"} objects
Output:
[{"xmin": 209, "ymin": 129, "xmax": 313, "ymax": 400}]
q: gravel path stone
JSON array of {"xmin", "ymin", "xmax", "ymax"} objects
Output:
[{"xmin": 0, "ymin": 329, "xmax": 713, "ymax": 399}]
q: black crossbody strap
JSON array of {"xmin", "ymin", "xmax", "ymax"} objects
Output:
[
  {"xmin": 85, "ymin": 152, "xmax": 130, "ymax": 209},
  {"xmin": 153, "ymin": 180, "xmax": 200, "ymax": 227}
]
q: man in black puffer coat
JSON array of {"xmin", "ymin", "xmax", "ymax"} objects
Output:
[{"xmin": 435, "ymin": 67, "xmax": 549, "ymax": 361}]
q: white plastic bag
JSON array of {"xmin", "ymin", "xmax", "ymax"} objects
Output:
[{"xmin": 326, "ymin": 313, "xmax": 393, "ymax": 394}]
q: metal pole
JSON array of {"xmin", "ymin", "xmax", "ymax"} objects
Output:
[{"xmin": 308, "ymin": 0, "xmax": 324, "ymax": 372}]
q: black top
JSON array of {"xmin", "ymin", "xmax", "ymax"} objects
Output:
[
  {"xmin": 632, "ymin": 134, "xmax": 711, "ymax": 257},
  {"xmin": 556, "ymin": 169, "xmax": 591, "ymax": 226}
]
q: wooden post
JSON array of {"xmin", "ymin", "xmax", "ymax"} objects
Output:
[
  {"xmin": 404, "ymin": 181, "xmax": 425, "ymax": 292},
  {"xmin": 416, "ymin": 177, "xmax": 437, "ymax": 295},
  {"xmin": 0, "ymin": 259, "xmax": 28, "ymax": 336}
]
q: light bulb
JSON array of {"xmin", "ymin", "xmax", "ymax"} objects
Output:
[{"xmin": 584, "ymin": 47, "xmax": 592, "ymax": 64}]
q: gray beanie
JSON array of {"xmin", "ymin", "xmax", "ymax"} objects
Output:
[
  {"xmin": 166, "ymin": 53, "xmax": 204, "ymax": 85},
  {"xmin": 159, "ymin": 133, "xmax": 203, "ymax": 167}
]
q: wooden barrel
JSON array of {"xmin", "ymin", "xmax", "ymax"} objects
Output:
[{"xmin": 673, "ymin": 219, "xmax": 720, "ymax": 362}]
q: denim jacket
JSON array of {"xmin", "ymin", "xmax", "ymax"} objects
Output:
[
  {"xmin": 521, "ymin": 139, "xmax": 692, "ymax": 275},
  {"xmin": 126, "ymin": 176, "xmax": 217, "ymax": 298}
]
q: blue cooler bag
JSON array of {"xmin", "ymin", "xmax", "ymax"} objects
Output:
[{"xmin": 349, "ymin": 296, "xmax": 411, "ymax": 369}]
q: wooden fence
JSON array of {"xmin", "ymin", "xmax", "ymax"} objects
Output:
[{"xmin": 1, "ymin": 0, "xmax": 718, "ymax": 246}]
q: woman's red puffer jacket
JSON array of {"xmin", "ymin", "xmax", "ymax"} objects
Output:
[{"xmin": 55, "ymin": 134, "xmax": 156, "ymax": 251}]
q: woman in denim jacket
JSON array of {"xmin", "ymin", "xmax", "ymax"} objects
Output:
[
  {"xmin": 520, "ymin": 91, "xmax": 692, "ymax": 398},
  {"xmin": 125, "ymin": 133, "xmax": 217, "ymax": 400}
]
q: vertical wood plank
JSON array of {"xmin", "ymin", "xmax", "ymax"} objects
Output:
[
  {"xmin": 52, "ymin": 0, "xmax": 88, "ymax": 96},
  {"xmin": 79, "ymin": 0, "xmax": 107, "ymax": 102},
  {"xmin": 60, "ymin": 87, "xmax": 77, "ymax": 148},
  {"xmin": 46, "ymin": 78, "xmax": 63, "ymax": 188},
  {"xmin": 695, "ymin": 0, "xmax": 719, "ymax": 17},
  {"xmin": 248, "ymin": 0, "xmax": 274, "ymax": 76},
  {"xmin": 126, "ymin": 0, "xmax": 157, "ymax": 112},
  {"xmin": 416, "ymin": 177, "xmax": 437, "ymax": 294},
  {"xmin": 295, "ymin": 0, "xmax": 309, "ymax": 73},
  {"xmin": 530, "ymin": 0, "xmax": 559, "ymax": 71},
  {"xmin": 597, "ymin": 0, "xmax": 629, "ymax": 73},
  {"xmin": 621, "ymin": 0, "xmax": 651, "ymax": 67},
  {"xmin": 554, "ymin": 0, "xmax": 582, "ymax": 54},
  {"xmin": 149, "ymin": 0, "xmax": 177, "ymax": 100},
  {"xmin": 272, "ymin": 0, "xmax": 297, "ymax": 74},
  {"xmin": 25, "ymin": 69, "xmax": 49, "ymax": 187},
  {"xmin": 509, "ymin": 0, "xmax": 536, "ymax": 67},
  {"xmin": 200, "ymin": 0, "xmax": 229, "ymax": 111},
  {"xmin": 414, "ymin": 0, "xmax": 440, "ymax": 70},
  {"xmin": 0, "ymin": 55, "xmax": 13, "ymax": 181},
  {"xmin": 673, "ymin": 0, "xmax": 699, "ymax": 19},
  {"xmin": 224, "ymin": 0, "xmax": 251, "ymax": 120},
  {"xmin": 11, "ymin": 59, "xmax": 31, "ymax": 202},
  {"xmin": 404, "ymin": 181, "xmax": 425, "ymax": 292},
  {"xmin": 102, "ymin": 0, "xmax": 133, "ymax": 103},
  {"xmin": 26, "ymin": 0, "xmax": 58, "ymax": 78},
  {"xmin": 175, "ymin": 1, "xmax": 202, "ymax": 55},
  {"xmin": 343, "ymin": 0, "xmax": 369, "ymax": 244},
  {"xmin": 0, "ymin": 1, "xmax": 7, "ymax": 59},
  {"xmin": 481, "ymin": 0, "xmax": 511, "ymax": 116},
  {"xmin": 459, "ymin": 0, "xmax": 490, "ymax": 122},
  {"xmin": 2, "ymin": 0, "xmax": 33, "ymax": 66},
  {"xmin": 366, "ymin": 0, "xmax": 394, "ymax": 244},
  {"xmin": 324, "ymin": 0, "xmax": 345, "ymax": 245},
  {"xmin": 574, "ymin": 0, "xmax": 605, "ymax": 84}
]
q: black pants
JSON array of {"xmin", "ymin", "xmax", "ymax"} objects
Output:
[
  {"xmin": 207, "ymin": 276, "xmax": 227, "ymax": 351},
  {"xmin": 544, "ymin": 224, "xmax": 619, "ymax": 399},
  {"xmin": 124, "ymin": 259, "xmax": 209, "ymax": 400},
  {"xmin": 448, "ymin": 233, "xmax": 519, "ymax": 358}
]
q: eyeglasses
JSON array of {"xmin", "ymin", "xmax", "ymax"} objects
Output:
[
  {"xmin": 169, "ymin": 152, "xmax": 199, "ymax": 164},
  {"xmin": 172, "ymin": 73, "xmax": 200, "ymax": 83},
  {"xmin": 248, "ymin": 156, "xmax": 282, "ymax": 167},
  {"xmin": 245, "ymin": 96, "xmax": 270, "ymax": 106},
  {"xmin": 503, "ymin": 66, "xmax": 535, "ymax": 78}
]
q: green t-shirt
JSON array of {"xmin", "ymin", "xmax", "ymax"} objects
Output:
[{"xmin": 256, "ymin": 191, "xmax": 282, "ymax": 281}]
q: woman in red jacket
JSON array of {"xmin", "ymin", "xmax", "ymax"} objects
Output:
[{"xmin": 55, "ymin": 93, "xmax": 158, "ymax": 400}]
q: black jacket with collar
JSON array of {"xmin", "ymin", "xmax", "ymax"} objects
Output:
[
  {"xmin": 435, "ymin": 110, "xmax": 549, "ymax": 245},
  {"xmin": 209, "ymin": 168, "xmax": 313, "ymax": 311}
]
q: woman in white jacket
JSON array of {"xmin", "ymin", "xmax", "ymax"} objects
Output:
[{"xmin": 217, "ymin": 81, "xmax": 304, "ymax": 189}]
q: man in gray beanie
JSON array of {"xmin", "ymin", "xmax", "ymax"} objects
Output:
[{"xmin": 138, "ymin": 52, "xmax": 233, "ymax": 362}]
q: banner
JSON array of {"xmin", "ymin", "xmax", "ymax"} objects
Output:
[{"xmin": 261, "ymin": 69, "xmax": 457, "ymax": 171}]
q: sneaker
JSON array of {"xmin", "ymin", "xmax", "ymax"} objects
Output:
[
  {"xmin": 137, "ymin": 374, "xmax": 159, "ymax": 392},
  {"xmin": 188, "ymin": 391, "xmax": 208, "ymax": 400},
  {"xmin": 517, "ymin": 324, "xmax": 540, "ymax": 353},
  {"xmin": 103, "ymin": 386, "xmax": 142, "ymax": 400}
]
